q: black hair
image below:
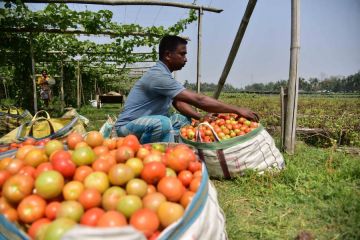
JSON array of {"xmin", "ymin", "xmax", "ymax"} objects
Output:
[
  {"xmin": 159, "ymin": 35, "xmax": 187, "ymax": 60},
  {"xmin": 42, "ymin": 69, "xmax": 47, "ymax": 74}
]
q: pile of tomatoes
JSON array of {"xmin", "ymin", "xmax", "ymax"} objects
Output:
[
  {"xmin": 0, "ymin": 138, "xmax": 51, "ymax": 154},
  {"xmin": 0, "ymin": 131, "xmax": 202, "ymax": 240},
  {"xmin": 181, "ymin": 113, "xmax": 259, "ymax": 142}
]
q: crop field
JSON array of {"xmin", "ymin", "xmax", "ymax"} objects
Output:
[{"xmin": 79, "ymin": 93, "xmax": 360, "ymax": 240}]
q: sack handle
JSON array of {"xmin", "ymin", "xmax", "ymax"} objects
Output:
[
  {"xmin": 28, "ymin": 117, "xmax": 55, "ymax": 137},
  {"xmin": 195, "ymin": 122, "xmax": 221, "ymax": 142},
  {"xmin": 7, "ymin": 106, "xmax": 20, "ymax": 115},
  {"xmin": 32, "ymin": 110, "xmax": 50, "ymax": 121}
]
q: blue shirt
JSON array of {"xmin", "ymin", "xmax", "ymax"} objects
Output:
[{"xmin": 115, "ymin": 61, "xmax": 185, "ymax": 127}]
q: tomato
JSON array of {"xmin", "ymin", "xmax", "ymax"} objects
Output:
[
  {"xmin": 0, "ymin": 197, "xmax": 13, "ymax": 212},
  {"xmin": 15, "ymin": 145, "xmax": 35, "ymax": 160},
  {"xmin": 57, "ymin": 200, "xmax": 84, "ymax": 222},
  {"xmin": 126, "ymin": 178, "xmax": 148, "ymax": 198},
  {"xmin": 2, "ymin": 207, "xmax": 18, "ymax": 222},
  {"xmin": 92, "ymin": 159, "xmax": 112, "ymax": 173},
  {"xmin": 0, "ymin": 157, "xmax": 13, "ymax": 170},
  {"xmin": 2, "ymin": 174, "xmax": 34, "ymax": 203},
  {"xmin": 85, "ymin": 131, "xmax": 104, "ymax": 148},
  {"xmin": 73, "ymin": 165, "xmax": 93, "ymax": 182},
  {"xmin": 43, "ymin": 218, "xmax": 76, "ymax": 240},
  {"xmin": 165, "ymin": 167, "xmax": 177, "ymax": 177},
  {"xmin": 17, "ymin": 194, "xmax": 46, "ymax": 223},
  {"xmin": 102, "ymin": 186, "xmax": 126, "ymax": 211},
  {"xmin": 35, "ymin": 170, "xmax": 64, "ymax": 199},
  {"xmin": 0, "ymin": 170, "xmax": 11, "ymax": 187},
  {"xmin": 146, "ymin": 184, "xmax": 157, "ymax": 195},
  {"xmin": 66, "ymin": 132, "xmax": 84, "ymax": 150},
  {"xmin": 5, "ymin": 158, "xmax": 24, "ymax": 175},
  {"xmin": 28, "ymin": 218, "xmax": 51, "ymax": 239},
  {"xmin": 72, "ymin": 146, "xmax": 96, "ymax": 166},
  {"xmin": 34, "ymin": 162, "xmax": 53, "ymax": 178},
  {"xmin": 75, "ymin": 141, "xmax": 89, "ymax": 149},
  {"xmin": 78, "ymin": 188, "xmax": 102, "ymax": 209},
  {"xmin": 108, "ymin": 163, "xmax": 134, "ymax": 186},
  {"xmin": 97, "ymin": 210, "xmax": 127, "ymax": 227},
  {"xmin": 157, "ymin": 176, "xmax": 185, "ymax": 202},
  {"xmin": 115, "ymin": 146, "xmax": 135, "ymax": 163},
  {"xmin": 125, "ymin": 157, "xmax": 144, "ymax": 177},
  {"xmin": 122, "ymin": 135, "xmax": 140, "ymax": 152},
  {"xmin": 178, "ymin": 170, "xmax": 193, "ymax": 187},
  {"xmin": 18, "ymin": 166, "xmax": 36, "ymax": 178},
  {"xmin": 84, "ymin": 171, "xmax": 109, "ymax": 194},
  {"xmin": 24, "ymin": 148, "xmax": 48, "ymax": 167},
  {"xmin": 117, "ymin": 195, "xmax": 143, "ymax": 218},
  {"xmin": 103, "ymin": 138, "xmax": 117, "ymax": 150},
  {"xmin": 157, "ymin": 201, "xmax": 184, "ymax": 227},
  {"xmin": 80, "ymin": 207, "xmax": 105, "ymax": 226},
  {"xmin": 151, "ymin": 143, "xmax": 166, "ymax": 153},
  {"xmin": 148, "ymin": 231, "xmax": 161, "ymax": 240},
  {"xmin": 189, "ymin": 176, "xmax": 202, "ymax": 193},
  {"xmin": 142, "ymin": 192, "xmax": 166, "ymax": 212},
  {"xmin": 140, "ymin": 162, "xmax": 166, "ymax": 185},
  {"xmin": 165, "ymin": 147, "xmax": 191, "ymax": 172},
  {"xmin": 188, "ymin": 161, "xmax": 202, "ymax": 173},
  {"xmin": 130, "ymin": 208, "xmax": 160, "ymax": 237},
  {"xmin": 136, "ymin": 147, "xmax": 150, "ymax": 159},
  {"xmin": 62, "ymin": 181, "xmax": 85, "ymax": 201},
  {"xmin": 51, "ymin": 150, "xmax": 76, "ymax": 178},
  {"xmin": 143, "ymin": 153, "xmax": 163, "ymax": 164},
  {"xmin": 193, "ymin": 170, "xmax": 202, "ymax": 178},
  {"xmin": 45, "ymin": 201, "xmax": 61, "ymax": 220},
  {"xmin": 93, "ymin": 145, "xmax": 109, "ymax": 156},
  {"xmin": 44, "ymin": 140, "xmax": 64, "ymax": 156},
  {"xmin": 180, "ymin": 191, "xmax": 195, "ymax": 208}
]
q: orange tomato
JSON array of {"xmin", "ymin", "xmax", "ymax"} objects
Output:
[{"xmin": 157, "ymin": 176, "xmax": 184, "ymax": 202}]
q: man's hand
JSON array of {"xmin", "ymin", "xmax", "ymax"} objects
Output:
[{"xmin": 237, "ymin": 108, "xmax": 260, "ymax": 122}]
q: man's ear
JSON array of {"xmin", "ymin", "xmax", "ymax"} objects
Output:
[{"xmin": 164, "ymin": 50, "xmax": 171, "ymax": 61}]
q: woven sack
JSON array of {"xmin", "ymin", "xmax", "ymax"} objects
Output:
[
  {"xmin": 0, "ymin": 106, "xmax": 32, "ymax": 137},
  {"xmin": 181, "ymin": 123, "xmax": 285, "ymax": 178},
  {"xmin": 0, "ymin": 143, "xmax": 227, "ymax": 240}
]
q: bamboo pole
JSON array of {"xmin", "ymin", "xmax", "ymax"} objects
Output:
[
  {"xmin": 284, "ymin": 0, "xmax": 301, "ymax": 154},
  {"xmin": 280, "ymin": 87, "xmax": 287, "ymax": 151},
  {"xmin": 80, "ymin": 72, "xmax": 85, "ymax": 106},
  {"xmin": 3, "ymin": 79, "xmax": 8, "ymax": 99},
  {"xmin": 29, "ymin": 35, "xmax": 38, "ymax": 113},
  {"xmin": 213, "ymin": 0, "xmax": 257, "ymax": 99},
  {"xmin": 196, "ymin": 7, "xmax": 203, "ymax": 94},
  {"xmin": 22, "ymin": 0, "xmax": 223, "ymax": 13},
  {"xmin": 60, "ymin": 60, "xmax": 65, "ymax": 112},
  {"xmin": 77, "ymin": 61, "xmax": 81, "ymax": 108}
]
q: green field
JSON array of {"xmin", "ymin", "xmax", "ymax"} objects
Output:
[{"xmin": 77, "ymin": 93, "xmax": 360, "ymax": 240}]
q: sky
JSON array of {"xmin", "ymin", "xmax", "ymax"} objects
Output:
[{"xmin": 25, "ymin": 0, "xmax": 360, "ymax": 88}]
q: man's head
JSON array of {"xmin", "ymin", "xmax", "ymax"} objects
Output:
[
  {"xmin": 41, "ymin": 69, "xmax": 47, "ymax": 77},
  {"xmin": 159, "ymin": 35, "xmax": 188, "ymax": 72}
]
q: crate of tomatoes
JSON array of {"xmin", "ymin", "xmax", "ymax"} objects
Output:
[
  {"xmin": 180, "ymin": 113, "xmax": 285, "ymax": 178},
  {"xmin": 0, "ymin": 131, "xmax": 226, "ymax": 240}
]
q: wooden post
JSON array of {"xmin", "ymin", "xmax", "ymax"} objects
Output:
[
  {"xmin": 80, "ymin": 71, "xmax": 85, "ymax": 106},
  {"xmin": 60, "ymin": 60, "xmax": 65, "ymax": 112},
  {"xmin": 284, "ymin": 0, "xmax": 300, "ymax": 154},
  {"xmin": 196, "ymin": 7, "xmax": 203, "ymax": 94},
  {"xmin": 77, "ymin": 60, "xmax": 81, "ymax": 108},
  {"xmin": 280, "ymin": 87, "xmax": 287, "ymax": 151},
  {"xmin": 213, "ymin": 0, "xmax": 257, "ymax": 99},
  {"xmin": 29, "ymin": 36, "xmax": 38, "ymax": 113},
  {"xmin": 3, "ymin": 79, "xmax": 8, "ymax": 99}
]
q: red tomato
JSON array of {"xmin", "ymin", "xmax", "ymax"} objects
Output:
[
  {"xmin": 5, "ymin": 158, "xmax": 24, "ymax": 175},
  {"xmin": 85, "ymin": 131, "xmax": 104, "ymax": 148},
  {"xmin": 45, "ymin": 201, "xmax": 61, "ymax": 220},
  {"xmin": 97, "ymin": 211, "xmax": 127, "ymax": 227},
  {"xmin": 157, "ymin": 176, "xmax": 185, "ymax": 202},
  {"xmin": 103, "ymin": 138, "xmax": 117, "ymax": 150},
  {"xmin": 115, "ymin": 146, "xmax": 135, "ymax": 163},
  {"xmin": 73, "ymin": 165, "xmax": 93, "ymax": 182},
  {"xmin": 0, "ymin": 170, "xmax": 11, "ymax": 187},
  {"xmin": 2, "ymin": 208, "xmax": 18, "ymax": 222},
  {"xmin": 141, "ymin": 162, "xmax": 166, "ymax": 185},
  {"xmin": 2, "ymin": 174, "xmax": 34, "ymax": 203},
  {"xmin": 93, "ymin": 145, "xmax": 109, "ymax": 156},
  {"xmin": 67, "ymin": 132, "xmax": 84, "ymax": 150},
  {"xmin": 28, "ymin": 218, "xmax": 51, "ymax": 239},
  {"xmin": 130, "ymin": 208, "xmax": 160, "ymax": 237},
  {"xmin": 177, "ymin": 170, "xmax": 193, "ymax": 187},
  {"xmin": 92, "ymin": 159, "xmax": 112, "ymax": 173},
  {"xmin": 0, "ymin": 197, "xmax": 13, "ymax": 212},
  {"xmin": 122, "ymin": 135, "xmax": 140, "ymax": 152},
  {"xmin": 165, "ymin": 147, "xmax": 191, "ymax": 172},
  {"xmin": 78, "ymin": 188, "xmax": 102, "ymax": 209},
  {"xmin": 180, "ymin": 191, "xmax": 195, "ymax": 208},
  {"xmin": 0, "ymin": 157, "xmax": 12, "ymax": 170},
  {"xmin": 80, "ymin": 207, "xmax": 105, "ymax": 226},
  {"xmin": 51, "ymin": 150, "xmax": 76, "ymax": 178},
  {"xmin": 142, "ymin": 192, "xmax": 166, "ymax": 212},
  {"xmin": 188, "ymin": 161, "xmax": 202, "ymax": 173},
  {"xmin": 34, "ymin": 162, "xmax": 53, "ymax": 178},
  {"xmin": 189, "ymin": 177, "xmax": 202, "ymax": 193},
  {"xmin": 17, "ymin": 195, "xmax": 47, "ymax": 223},
  {"xmin": 18, "ymin": 166, "xmax": 36, "ymax": 178}
]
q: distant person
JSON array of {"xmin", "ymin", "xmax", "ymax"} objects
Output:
[
  {"xmin": 115, "ymin": 35, "xmax": 259, "ymax": 144},
  {"xmin": 38, "ymin": 70, "xmax": 52, "ymax": 108}
]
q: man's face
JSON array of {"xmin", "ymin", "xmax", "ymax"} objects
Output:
[
  {"xmin": 167, "ymin": 44, "xmax": 187, "ymax": 71},
  {"xmin": 42, "ymin": 71, "xmax": 47, "ymax": 77}
]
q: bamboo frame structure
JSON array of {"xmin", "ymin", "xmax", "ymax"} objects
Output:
[{"xmin": 213, "ymin": 0, "xmax": 257, "ymax": 99}]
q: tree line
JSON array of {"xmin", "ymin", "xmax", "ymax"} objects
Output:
[{"xmin": 184, "ymin": 71, "xmax": 360, "ymax": 93}]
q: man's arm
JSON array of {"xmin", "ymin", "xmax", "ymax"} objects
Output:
[
  {"xmin": 172, "ymin": 100, "xmax": 202, "ymax": 120},
  {"xmin": 174, "ymin": 89, "xmax": 259, "ymax": 122}
]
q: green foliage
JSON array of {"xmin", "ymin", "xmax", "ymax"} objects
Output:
[{"xmin": 213, "ymin": 143, "xmax": 360, "ymax": 239}]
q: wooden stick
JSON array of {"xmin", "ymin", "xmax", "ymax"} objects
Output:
[
  {"xmin": 30, "ymin": 35, "xmax": 38, "ymax": 113},
  {"xmin": 196, "ymin": 7, "xmax": 203, "ymax": 93}
]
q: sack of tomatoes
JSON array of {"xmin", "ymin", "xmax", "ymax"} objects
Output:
[
  {"xmin": 180, "ymin": 113, "xmax": 285, "ymax": 178},
  {"xmin": 0, "ymin": 131, "xmax": 227, "ymax": 240}
]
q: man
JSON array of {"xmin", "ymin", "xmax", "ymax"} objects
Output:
[
  {"xmin": 115, "ymin": 35, "xmax": 259, "ymax": 144},
  {"xmin": 39, "ymin": 70, "xmax": 52, "ymax": 108}
]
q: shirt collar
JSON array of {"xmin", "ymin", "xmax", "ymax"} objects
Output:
[{"xmin": 157, "ymin": 60, "xmax": 172, "ymax": 75}]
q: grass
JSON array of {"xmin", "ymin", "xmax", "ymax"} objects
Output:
[
  {"xmin": 75, "ymin": 100, "xmax": 360, "ymax": 239},
  {"xmin": 213, "ymin": 142, "xmax": 360, "ymax": 239}
]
